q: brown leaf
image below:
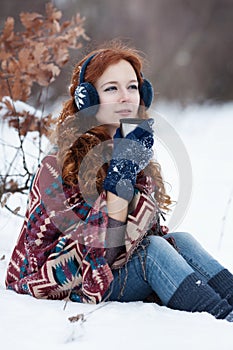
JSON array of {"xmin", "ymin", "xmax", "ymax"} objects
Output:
[
  {"xmin": 40, "ymin": 113, "xmax": 56, "ymax": 137},
  {"xmin": 0, "ymin": 51, "xmax": 12, "ymax": 61},
  {"xmin": 68, "ymin": 314, "xmax": 85, "ymax": 323},
  {"xmin": 53, "ymin": 43, "xmax": 69, "ymax": 66},
  {"xmin": 13, "ymin": 207, "xmax": 21, "ymax": 215},
  {"xmin": 33, "ymin": 42, "xmax": 50, "ymax": 63},
  {"xmin": 1, "ymin": 17, "xmax": 15, "ymax": 42},
  {"xmin": 1, "ymin": 193, "xmax": 11, "ymax": 208},
  {"xmin": 46, "ymin": 63, "xmax": 60, "ymax": 80},
  {"xmin": 37, "ymin": 63, "xmax": 60, "ymax": 85},
  {"xmin": 18, "ymin": 48, "xmax": 32, "ymax": 70},
  {"xmin": 8, "ymin": 180, "xmax": 18, "ymax": 191},
  {"xmin": 0, "ymin": 255, "xmax": 5, "ymax": 261},
  {"xmin": 60, "ymin": 21, "xmax": 71, "ymax": 31},
  {"xmin": 8, "ymin": 59, "xmax": 20, "ymax": 75},
  {"xmin": 20, "ymin": 12, "xmax": 43, "ymax": 30},
  {"xmin": 46, "ymin": 3, "xmax": 62, "ymax": 21},
  {"xmin": 12, "ymin": 78, "xmax": 32, "ymax": 102},
  {"xmin": 2, "ymin": 98, "xmax": 14, "ymax": 112}
]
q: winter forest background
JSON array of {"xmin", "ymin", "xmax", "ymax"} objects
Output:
[
  {"xmin": 1, "ymin": 0, "xmax": 232, "ymax": 104},
  {"xmin": 1, "ymin": 1, "xmax": 233, "ymax": 349}
]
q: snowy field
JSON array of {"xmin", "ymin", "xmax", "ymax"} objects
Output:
[{"xmin": 1, "ymin": 101, "xmax": 233, "ymax": 349}]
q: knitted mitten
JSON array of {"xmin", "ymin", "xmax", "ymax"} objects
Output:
[{"xmin": 103, "ymin": 119, "xmax": 154, "ymax": 201}]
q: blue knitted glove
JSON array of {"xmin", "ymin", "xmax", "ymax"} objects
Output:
[{"xmin": 103, "ymin": 118, "xmax": 154, "ymax": 201}]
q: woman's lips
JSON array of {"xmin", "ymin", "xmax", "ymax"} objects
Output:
[{"xmin": 115, "ymin": 109, "xmax": 132, "ymax": 116}]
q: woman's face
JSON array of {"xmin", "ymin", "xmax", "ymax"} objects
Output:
[{"xmin": 95, "ymin": 59, "xmax": 140, "ymax": 134}]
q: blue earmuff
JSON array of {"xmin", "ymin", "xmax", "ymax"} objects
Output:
[{"xmin": 74, "ymin": 54, "xmax": 154, "ymax": 112}]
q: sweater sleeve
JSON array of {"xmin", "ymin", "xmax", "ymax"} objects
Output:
[{"xmin": 105, "ymin": 217, "xmax": 126, "ymax": 266}]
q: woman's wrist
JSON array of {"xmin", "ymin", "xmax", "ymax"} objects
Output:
[{"xmin": 106, "ymin": 191, "xmax": 128, "ymax": 222}]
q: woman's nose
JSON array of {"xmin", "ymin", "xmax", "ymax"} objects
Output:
[{"xmin": 119, "ymin": 88, "xmax": 130, "ymax": 103}]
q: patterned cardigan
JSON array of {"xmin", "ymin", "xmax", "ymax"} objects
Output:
[{"xmin": 5, "ymin": 152, "xmax": 167, "ymax": 304}]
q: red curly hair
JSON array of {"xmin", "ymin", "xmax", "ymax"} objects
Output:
[{"xmin": 54, "ymin": 41, "xmax": 172, "ymax": 211}]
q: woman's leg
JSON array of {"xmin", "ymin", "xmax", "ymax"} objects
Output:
[
  {"xmin": 108, "ymin": 235, "xmax": 194, "ymax": 303},
  {"xmin": 165, "ymin": 232, "xmax": 233, "ymax": 305},
  {"xmin": 107, "ymin": 236, "xmax": 233, "ymax": 320}
]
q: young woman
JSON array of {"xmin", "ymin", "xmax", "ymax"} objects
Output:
[{"xmin": 6, "ymin": 41, "xmax": 233, "ymax": 322}]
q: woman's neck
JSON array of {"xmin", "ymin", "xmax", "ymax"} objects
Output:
[{"xmin": 106, "ymin": 124, "xmax": 119, "ymax": 138}]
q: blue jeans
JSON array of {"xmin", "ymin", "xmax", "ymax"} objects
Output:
[{"xmin": 107, "ymin": 232, "xmax": 225, "ymax": 305}]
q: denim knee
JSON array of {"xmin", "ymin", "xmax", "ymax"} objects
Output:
[
  {"xmin": 146, "ymin": 235, "xmax": 174, "ymax": 258},
  {"xmin": 164, "ymin": 231, "xmax": 224, "ymax": 280},
  {"xmin": 165, "ymin": 231, "xmax": 195, "ymax": 244},
  {"xmin": 164, "ymin": 232, "xmax": 204, "ymax": 254}
]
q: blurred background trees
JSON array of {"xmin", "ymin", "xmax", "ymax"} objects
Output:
[{"xmin": 1, "ymin": 0, "xmax": 232, "ymax": 104}]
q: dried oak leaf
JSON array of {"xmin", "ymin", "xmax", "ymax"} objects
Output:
[
  {"xmin": 40, "ymin": 113, "xmax": 56, "ymax": 137},
  {"xmin": 60, "ymin": 20, "xmax": 71, "ymax": 31},
  {"xmin": 53, "ymin": 42, "xmax": 69, "ymax": 66},
  {"xmin": 0, "ymin": 51, "xmax": 12, "ymax": 61},
  {"xmin": 17, "ymin": 113, "xmax": 37, "ymax": 136},
  {"xmin": 1, "ymin": 17, "xmax": 15, "ymax": 42},
  {"xmin": 2, "ymin": 97, "xmax": 14, "ymax": 112},
  {"xmin": 45, "ymin": 2, "xmax": 62, "ymax": 21},
  {"xmin": 8, "ymin": 58, "xmax": 20, "ymax": 75},
  {"xmin": 33, "ymin": 43, "xmax": 50, "ymax": 64},
  {"xmin": 37, "ymin": 63, "xmax": 60, "ymax": 85},
  {"xmin": 18, "ymin": 48, "xmax": 33, "ymax": 70},
  {"xmin": 18, "ymin": 43, "xmax": 49, "ymax": 71},
  {"xmin": 13, "ymin": 207, "xmax": 21, "ymax": 215},
  {"xmin": 20, "ymin": 12, "xmax": 43, "ymax": 30},
  {"xmin": 9, "ymin": 71, "xmax": 30, "ymax": 101},
  {"xmin": 8, "ymin": 179, "xmax": 18, "ymax": 191},
  {"xmin": 8, "ymin": 118, "xmax": 20, "ymax": 130},
  {"xmin": 68, "ymin": 314, "xmax": 85, "ymax": 323},
  {"xmin": 1, "ymin": 193, "xmax": 11, "ymax": 208},
  {"xmin": 48, "ymin": 19, "xmax": 61, "ymax": 34}
]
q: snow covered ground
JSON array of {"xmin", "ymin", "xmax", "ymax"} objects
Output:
[{"xmin": 1, "ymin": 101, "xmax": 233, "ymax": 349}]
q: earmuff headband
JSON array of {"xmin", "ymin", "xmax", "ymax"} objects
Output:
[{"xmin": 79, "ymin": 54, "xmax": 96, "ymax": 84}]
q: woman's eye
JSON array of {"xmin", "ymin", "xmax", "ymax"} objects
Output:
[
  {"xmin": 129, "ymin": 84, "xmax": 138, "ymax": 90},
  {"xmin": 104, "ymin": 86, "xmax": 117, "ymax": 92}
]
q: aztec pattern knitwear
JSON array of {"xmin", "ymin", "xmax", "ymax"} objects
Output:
[{"xmin": 5, "ymin": 154, "xmax": 166, "ymax": 303}]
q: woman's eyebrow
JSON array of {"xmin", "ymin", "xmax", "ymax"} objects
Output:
[
  {"xmin": 100, "ymin": 81, "xmax": 118, "ymax": 88},
  {"xmin": 100, "ymin": 79, "xmax": 138, "ymax": 88}
]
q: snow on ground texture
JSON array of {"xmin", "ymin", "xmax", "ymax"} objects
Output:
[{"xmin": 0, "ymin": 102, "xmax": 233, "ymax": 349}]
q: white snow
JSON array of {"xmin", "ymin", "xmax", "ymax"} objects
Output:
[{"xmin": 1, "ymin": 101, "xmax": 233, "ymax": 349}]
